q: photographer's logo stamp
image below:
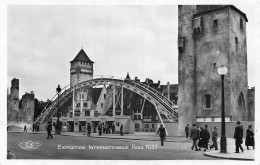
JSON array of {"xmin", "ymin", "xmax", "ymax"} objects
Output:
[{"xmin": 18, "ymin": 141, "xmax": 41, "ymax": 150}]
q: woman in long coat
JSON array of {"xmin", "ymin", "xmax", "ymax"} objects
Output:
[{"xmin": 245, "ymin": 125, "xmax": 254, "ymax": 150}]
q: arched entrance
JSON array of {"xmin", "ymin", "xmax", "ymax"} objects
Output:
[{"xmin": 237, "ymin": 92, "xmax": 246, "ymax": 121}]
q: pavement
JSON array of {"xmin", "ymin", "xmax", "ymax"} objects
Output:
[{"xmin": 9, "ymin": 130, "xmax": 255, "ymax": 160}]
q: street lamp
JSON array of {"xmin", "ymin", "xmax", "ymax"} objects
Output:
[
  {"xmin": 217, "ymin": 65, "xmax": 228, "ymax": 153},
  {"xmin": 55, "ymin": 84, "xmax": 62, "ymax": 134}
]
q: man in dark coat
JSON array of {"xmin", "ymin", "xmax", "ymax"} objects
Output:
[
  {"xmin": 98, "ymin": 124, "xmax": 102, "ymax": 136},
  {"xmin": 199, "ymin": 125, "xmax": 210, "ymax": 151},
  {"xmin": 87, "ymin": 124, "xmax": 91, "ymax": 137},
  {"xmin": 234, "ymin": 121, "xmax": 244, "ymax": 153},
  {"xmin": 120, "ymin": 124, "xmax": 123, "ymax": 136},
  {"xmin": 157, "ymin": 124, "xmax": 166, "ymax": 146},
  {"xmin": 111, "ymin": 124, "xmax": 115, "ymax": 134},
  {"xmin": 190, "ymin": 124, "xmax": 199, "ymax": 151},
  {"xmin": 245, "ymin": 125, "xmax": 254, "ymax": 150},
  {"xmin": 185, "ymin": 124, "xmax": 190, "ymax": 139},
  {"xmin": 47, "ymin": 121, "xmax": 53, "ymax": 139},
  {"xmin": 24, "ymin": 125, "xmax": 27, "ymax": 132}
]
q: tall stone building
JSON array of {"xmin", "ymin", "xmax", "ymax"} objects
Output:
[
  {"xmin": 70, "ymin": 49, "xmax": 94, "ymax": 87},
  {"xmin": 18, "ymin": 92, "xmax": 35, "ymax": 124},
  {"xmin": 178, "ymin": 5, "xmax": 248, "ymax": 135},
  {"xmin": 7, "ymin": 78, "xmax": 19, "ymax": 123}
]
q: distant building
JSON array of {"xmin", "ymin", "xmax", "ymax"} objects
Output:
[
  {"xmin": 50, "ymin": 49, "xmax": 177, "ymax": 133},
  {"xmin": 7, "ymin": 78, "xmax": 35, "ymax": 129}
]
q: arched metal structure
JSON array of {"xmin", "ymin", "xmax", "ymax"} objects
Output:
[{"xmin": 34, "ymin": 75, "xmax": 178, "ymax": 126}]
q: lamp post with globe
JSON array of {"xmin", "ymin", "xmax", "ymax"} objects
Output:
[
  {"xmin": 55, "ymin": 85, "xmax": 62, "ymax": 134},
  {"xmin": 217, "ymin": 65, "xmax": 228, "ymax": 153}
]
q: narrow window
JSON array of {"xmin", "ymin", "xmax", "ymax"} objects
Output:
[
  {"xmin": 235, "ymin": 37, "xmax": 238, "ymax": 44},
  {"xmin": 104, "ymin": 94, "xmax": 106, "ymax": 99},
  {"xmin": 19, "ymin": 115, "xmax": 22, "ymax": 122},
  {"xmin": 101, "ymin": 103, "xmax": 103, "ymax": 108},
  {"xmin": 205, "ymin": 94, "xmax": 211, "ymax": 108},
  {"xmin": 213, "ymin": 63, "xmax": 216, "ymax": 69},
  {"xmin": 213, "ymin": 19, "xmax": 218, "ymax": 27},
  {"xmin": 76, "ymin": 103, "xmax": 80, "ymax": 108},
  {"xmin": 203, "ymin": 94, "xmax": 212, "ymax": 109},
  {"xmin": 240, "ymin": 18, "xmax": 243, "ymax": 29}
]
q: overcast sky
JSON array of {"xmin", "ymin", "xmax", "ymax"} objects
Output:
[{"xmin": 7, "ymin": 4, "xmax": 256, "ymax": 101}]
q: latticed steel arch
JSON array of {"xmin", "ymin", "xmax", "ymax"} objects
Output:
[{"xmin": 34, "ymin": 76, "xmax": 178, "ymax": 125}]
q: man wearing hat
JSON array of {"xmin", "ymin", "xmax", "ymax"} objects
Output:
[{"xmin": 157, "ymin": 124, "xmax": 166, "ymax": 146}]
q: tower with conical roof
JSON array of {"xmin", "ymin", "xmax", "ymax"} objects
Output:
[{"xmin": 70, "ymin": 49, "xmax": 94, "ymax": 87}]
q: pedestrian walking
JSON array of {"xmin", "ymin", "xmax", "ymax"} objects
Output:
[
  {"xmin": 82, "ymin": 126, "xmax": 87, "ymax": 137},
  {"xmin": 112, "ymin": 124, "xmax": 115, "ymax": 134},
  {"xmin": 234, "ymin": 121, "xmax": 244, "ymax": 153},
  {"xmin": 209, "ymin": 126, "xmax": 218, "ymax": 150},
  {"xmin": 98, "ymin": 124, "xmax": 102, "ymax": 136},
  {"xmin": 87, "ymin": 124, "xmax": 91, "ymax": 137},
  {"xmin": 24, "ymin": 125, "xmax": 27, "ymax": 132},
  {"xmin": 245, "ymin": 125, "xmax": 254, "ymax": 150},
  {"xmin": 120, "ymin": 124, "xmax": 123, "ymax": 136},
  {"xmin": 103, "ymin": 125, "xmax": 106, "ymax": 134},
  {"xmin": 47, "ymin": 121, "xmax": 53, "ymax": 139},
  {"xmin": 185, "ymin": 124, "xmax": 190, "ymax": 139},
  {"xmin": 157, "ymin": 124, "xmax": 166, "ymax": 146},
  {"xmin": 198, "ymin": 125, "xmax": 210, "ymax": 151},
  {"xmin": 190, "ymin": 124, "xmax": 200, "ymax": 151}
]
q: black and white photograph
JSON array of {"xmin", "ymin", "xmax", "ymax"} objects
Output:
[{"xmin": 1, "ymin": 0, "xmax": 259, "ymax": 164}]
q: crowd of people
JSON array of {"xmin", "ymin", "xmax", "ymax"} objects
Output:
[{"xmin": 184, "ymin": 121, "xmax": 255, "ymax": 153}]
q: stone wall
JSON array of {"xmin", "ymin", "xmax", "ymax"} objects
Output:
[
  {"xmin": 229, "ymin": 7, "xmax": 248, "ymax": 121},
  {"xmin": 247, "ymin": 87, "xmax": 255, "ymax": 121},
  {"xmin": 177, "ymin": 5, "xmax": 197, "ymax": 136},
  {"xmin": 19, "ymin": 92, "xmax": 35, "ymax": 124}
]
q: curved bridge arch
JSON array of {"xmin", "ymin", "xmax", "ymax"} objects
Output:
[{"xmin": 34, "ymin": 75, "xmax": 178, "ymax": 125}]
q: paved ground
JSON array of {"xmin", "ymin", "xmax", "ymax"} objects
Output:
[{"xmin": 7, "ymin": 132, "xmax": 217, "ymax": 160}]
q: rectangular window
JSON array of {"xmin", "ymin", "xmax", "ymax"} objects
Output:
[
  {"xmin": 83, "ymin": 103, "xmax": 88, "ymax": 107},
  {"xmin": 82, "ymin": 94, "xmax": 84, "ymax": 99},
  {"xmin": 134, "ymin": 115, "xmax": 137, "ymax": 119},
  {"xmin": 235, "ymin": 37, "xmax": 238, "ymax": 44},
  {"xmin": 104, "ymin": 94, "xmax": 106, "ymax": 99},
  {"xmin": 101, "ymin": 103, "xmax": 103, "ymax": 108},
  {"xmin": 213, "ymin": 19, "xmax": 218, "ymax": 27},
  {"xmin": 240, "ymin": 18, "xmax": 243, "ymax": 29},
  {"xmin": 85, "ymin": 111, "xmax": 90, "ymax": 116},
  {"xmin": 138, "ymin": 115, "xmax": 141, "ymax": 119},
  {"xmin": 76, "ymin": 103, "xmax": 80, "ymax": 108},
  {"xmin": 205, "ymin": 94, "xmax": 211, "ymax": 108}
]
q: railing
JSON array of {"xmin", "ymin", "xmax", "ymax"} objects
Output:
[{"xmin": 34, "ymin": 75, "xmax": 178, "ymax": 125}]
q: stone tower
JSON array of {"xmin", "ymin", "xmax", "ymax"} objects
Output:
[
  {"xmin": 70, "ymin": 49, "xmax": 94, "ymax": 87},
  {"xmin": 7, "ymin": 78, "xmax": 19, "ymax": 123},
  {"xmin": 19, "ymin": 92, "xmax": 35, "ymax": 124},
  {"xmin": 178, "ymin": 5, "xmax": 248, "ymax": 136},
  {"xmin": 10, "ymin": 78, "xmax": 19, "ymax": 111}
]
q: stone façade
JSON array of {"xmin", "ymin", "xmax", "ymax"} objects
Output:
[{"xmin": 178, "ymin": 5, "xmax": 248, "ymax": 136}]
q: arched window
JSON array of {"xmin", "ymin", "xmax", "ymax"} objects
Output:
[{"xmin": 202, "ymin": 94, "xmax": 212, "ymax": 109}]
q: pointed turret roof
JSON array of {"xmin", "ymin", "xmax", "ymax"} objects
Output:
[
  {"xmin": 70, "ymin": 49, "xmax": 94, "ymax": 63},
  {"xmin": 125, "ymin": 72, "xmax": 131, "ymax": 80}
]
